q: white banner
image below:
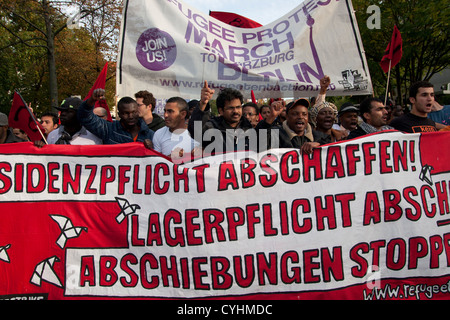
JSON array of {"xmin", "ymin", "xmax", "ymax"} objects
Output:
[{"xmin": 116, "ymin": 0, "xmax": 373, "ymax": 100}]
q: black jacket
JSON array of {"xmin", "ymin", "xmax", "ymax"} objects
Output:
[
  {"xmin": 188, "ymin": 104, "xmax": 255, "ymax": 154},
  {"xmin": 147, "ymin": 113, "xmax": 165, "ymax": 132},
  {"xmin": 347, "ymin": 126, "xmax": 367, "ymax": 139},
  {"xmin": 256, "ymin": 119, "xmax": 330, "ymax": 151}
]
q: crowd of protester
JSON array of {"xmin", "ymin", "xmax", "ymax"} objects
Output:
[{"xmin": 0, "ymin": 77, "xmax": 448, "ymax": 163}]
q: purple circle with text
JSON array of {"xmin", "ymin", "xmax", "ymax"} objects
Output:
[{"xmin": 136, "ymin": 28, "xmax": 177, "ymax": 71}]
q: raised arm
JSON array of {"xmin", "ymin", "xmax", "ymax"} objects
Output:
[
  {"xmin": 188, "ymin": 80, "xmax": 215, "ymax": 139},
  {"xmin": 314, "ymin": 75, "xmax": 330, "ymax": 107},
  {"xmin": 77, "ymin": 88, "xmax": 111, "ymax": 141},
  {"xmin": 199, "ymin": 80, "xmax": 215, "ymax": 111}
]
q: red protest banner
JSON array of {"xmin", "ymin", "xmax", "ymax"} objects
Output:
[
  {"xmin": 0, "ymin": 131, "xmax": 449, "ymax": 300},
  {"xmin": 8, "ymin": 92, "xmax": 45, "ymax": 142}
]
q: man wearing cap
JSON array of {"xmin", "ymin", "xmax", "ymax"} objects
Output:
[
  {"xmin": 332, "ymin": 102, "xmax": 360, "ymax": 135},
  {"xmin": 348, "ymin": 97, "xmax": 393, "ymax": 139},
  {"xmin": 45, "ymin": 97, "xmax": 102, "ymax": 145},
  {"xmin": 0, "ymin": 112, "xmax": 27, "ymax": 144},
  {"xmin": 256, "ymin": 98, "xmax": 329, "ymax": 154},
  {"xmin": 78, "ymin": 88, "xmax": 154, "ymax": 145}
]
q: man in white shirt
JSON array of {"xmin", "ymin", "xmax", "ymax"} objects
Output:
[
  {"xmin": 152, "ymin": 97, "xmax": 200, "ymax": 162},
  {"xmin": 47, "ymin": 97, "xmax": 102, "ymax": 145}
]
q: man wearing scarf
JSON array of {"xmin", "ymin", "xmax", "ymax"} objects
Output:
[{"xmin": 348, "ymin": 97, "xmax": 393, "ymax": 139}]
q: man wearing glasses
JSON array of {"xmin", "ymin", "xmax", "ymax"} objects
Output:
[
  {"xmin": 134, "ymin": 90, "xmax": 166, "ymax": 132},
  {"xmin": 242, "ymin": 102, "xmax": 260, "ymax": 128}
]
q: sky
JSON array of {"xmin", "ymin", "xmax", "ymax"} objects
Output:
[{"xmin": 183, "ymin": 0, "xmax": 302, "ymax": 26}]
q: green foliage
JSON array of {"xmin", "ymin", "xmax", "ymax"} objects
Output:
[
  {"xmin": 353, "ymin": 0, "xmax": 450, "ymax": 104},
  {"xmin": 0, "ymin": 0, "xmax": 121, "ymax": 116},
  {"xmin": 0, "ymin": 0, "xmax": 448, "ymax": 116}
]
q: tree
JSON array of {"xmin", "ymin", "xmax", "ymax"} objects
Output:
[
  {"xmin": 0, "ymin": 0, "xmax": 74, "ymax": 110},
  {"xmin": 0, "ymin": 0, "xmax": 121, "ymax": 112},
  {"xmin": 74, "ymin": 0, "xmax": 122, "ymax": 113},
  {"xmin": 353, "ymin": 0, "xmax": 450, "ymax": 105}
]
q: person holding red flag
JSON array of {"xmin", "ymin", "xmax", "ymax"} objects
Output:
[
  {"xmin": 40, "ymin": 112, "xmax": 59, "ymax": 137},
  {"xmin": 78, "ymin": 88, "xmax": 155, "ymax": 145},
  {"xmin": 84, "ymin": 62, "xmax": 112, "ymax": 122}
]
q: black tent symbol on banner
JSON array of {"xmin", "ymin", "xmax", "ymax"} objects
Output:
[
  {"xmin": 30, "ymin": 256, "xmax": 63, "ymax": 288},
  {"xmin": 115, "ymin": 197, "xmax": 141, "ymax": 223},
  {"xmin": 50, "ymin": 215, "xmax": 88, "ymax": 249},
  {"xmin": 0, "ymin": 244, "xmax": 11, "ymax": 263},
  {"xmin": 419, "ymin": 164, "xmax": 434, "ymax": 186}
]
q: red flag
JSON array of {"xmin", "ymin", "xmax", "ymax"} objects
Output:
[
  {"xmin": 251, "ymin": 90, "xmax": 257, "ymax": 104},
  {"xmin": 84, "ymin": 62, "xmax": 112, "ymax": 122},
  {"xmin": 209, "ymin": 11, "xmax": 262, "ymax": 28},
  {"xmin": 251, "ymin": 90, "xmax": 263, "ymax": 121},
  {"xmin": 380, "ymin": 25, "xmax": 403, "ymax": 73},
  {"xmin": 8, "ymin": 91, "xmax": 45, "ymax": 141}
]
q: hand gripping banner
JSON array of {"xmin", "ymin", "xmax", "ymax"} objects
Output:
[
  {"xmin": 0, "ymin": 131, "xmax": 449, "ymax": 300},
  {"xmin": 117, "ymin": 0, "xmax": 373, "ymax": 100}
]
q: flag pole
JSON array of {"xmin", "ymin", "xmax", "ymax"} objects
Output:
[
  {"xmin": 16, "ymin": 91, "xmax": 48, "ymax": 144},
  {"xmin": 383, "ymin": 59, "xmax": 392, "ymax": 107}
]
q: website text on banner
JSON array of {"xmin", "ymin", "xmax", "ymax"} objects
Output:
[
  {"xmin": 117, "ymin": 0, "xmax": 372, "ymax": 100},
  {"xmin": 0, "ymin": 131, "xmax": 449, "ymax": 300}
]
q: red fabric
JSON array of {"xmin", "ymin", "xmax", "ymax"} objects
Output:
[
  {"xmin": 0, "ymin": 141, "xmax": 159, "ymax": 157},
  {"xmin": 8, "ymin": 92, "xmax": 45, "ymax": 141},
  {"xmin": 0, "ymin": 137, "xmax": 449, "ymax": 300},
  {"xmin": 380, "ymin": 25, "xmax": 402, "ymax": 73},
  {"xmin": 0, "ymin": 201, "xmax": 127, "ymax": 300},
  {"xmin": 251, "ymin": 90, "xmax": 263, "ymax": 121},
  {"xmin": 419, "ymin": 131, "xmax": 450, "ymax": 175},
  {"xmin": 83, "ymin": 62, "xmax": 112, "ymax": 122},
  {"xmin": 251, "ymin": 90, "xmax": 257, "ymax": 104},
  {"xmin": 209, "ymin": 11, "xmax": 262, "ymax": 28}
]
